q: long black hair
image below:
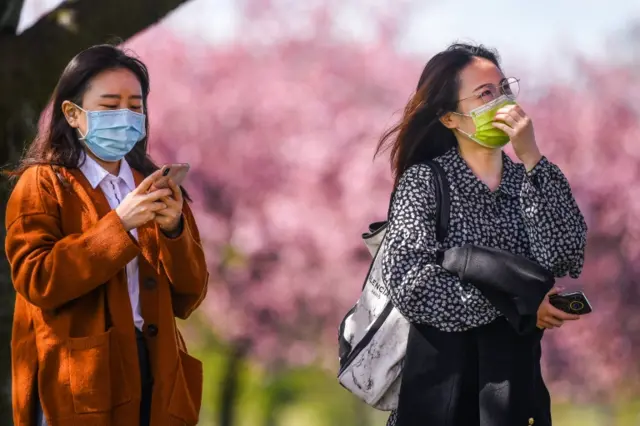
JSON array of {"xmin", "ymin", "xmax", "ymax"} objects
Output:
[
  {"xmin": 376, "ymin": 42, "xmax": 501, "ymax": 186},
  {"xmin": 11, "ymin": 44, "xmax": 157, "ymax": 176},
  {"xmin": 9, "ymin": 43, "xmax": 191, "ymax": 199}
]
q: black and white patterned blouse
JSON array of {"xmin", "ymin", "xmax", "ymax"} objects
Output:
[
  {"xmin": 382, "ymin": 147, "xmax": 587, "ymax": 330},
  {"xmin": 382, "ymin": 147, "xmax": 587, "ymax": 425}
]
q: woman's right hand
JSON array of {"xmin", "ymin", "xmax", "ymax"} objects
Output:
[
  {"xmin": 115, "ymin": 170, "xmax": 173, "ymax": 232},
  {"xmin": 536, "ymin": 287, "xmax": 580, "ymax": 330}
]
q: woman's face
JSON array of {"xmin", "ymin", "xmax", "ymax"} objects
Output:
[
  {"xmin": 442, "ymin": 57, "xmax": 505, "ymax": 136},
  {"xmin": 62, "ymin": 67, "xmax": 144, "ymax": 136}
]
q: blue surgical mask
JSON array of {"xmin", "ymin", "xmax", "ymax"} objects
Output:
[{"xmin": 75, "ymin": 104, "xmax": 146, "ymax": 162}]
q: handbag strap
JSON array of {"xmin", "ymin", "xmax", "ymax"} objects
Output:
[{"xmin": 387, "ymin": 160, "xmax": 450, "ymax": 243}]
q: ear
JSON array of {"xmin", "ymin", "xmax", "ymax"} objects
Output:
[
  {"xmin": 439, "ymin": 111, "xmax": 459, "ymax": 129},
  {"xmin": 61, "ymin": 101, "xmax": 81, "ymax": 129}
]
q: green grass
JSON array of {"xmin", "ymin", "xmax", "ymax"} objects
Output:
[{"xmin": 180, "ymin": 319, "xmax": 639, "ymax": 426}]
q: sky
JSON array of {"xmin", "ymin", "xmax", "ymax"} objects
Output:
[{"xmin": 18, "ymin": 0, "xmax": 640, "ymax": 78}]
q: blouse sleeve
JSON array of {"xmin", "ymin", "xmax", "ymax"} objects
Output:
[
  {"xmin": 520, "ymin": 157, "xmax": 588, "ymax": 278},
  {"xmin": 381, "ymin": 164, "xmax": 461, "ymax": 324}
]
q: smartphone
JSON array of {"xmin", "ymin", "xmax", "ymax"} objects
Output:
[
  {"xmin": 548, "ymin": 291, "xmax": 592, "ymax": 315},
  {"xmin": 153, "ymin": 163, "xmax": 190, "ymax": 189}
]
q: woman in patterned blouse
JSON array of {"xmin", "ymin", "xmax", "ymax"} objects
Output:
[{"xmin": 377, "ymin": 43, "xmax": 587, "ymax": 426}]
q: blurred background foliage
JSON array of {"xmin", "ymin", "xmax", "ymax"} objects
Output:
[{"xmin": 2, "ymin": 0, "xmax": 640, "ymax": 424}]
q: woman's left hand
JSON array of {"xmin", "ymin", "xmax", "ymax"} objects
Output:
[
  {"xmin": 155, "ymin": 178, "xmax": 184, "ymax": 234},
  {"xmin": 493, "ymin": 104, "xmax": 542, "ymax": 171},
  {"xmin": 537, "ymin": 287, "xmax": 580, "ymax": 330}
]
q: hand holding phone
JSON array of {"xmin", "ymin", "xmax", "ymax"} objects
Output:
[
  {"xmin": 151, "ymin": 163, "xmax": 190, "ymax": 191},
  {"xmin": 116, "ymin": 169, "xmax": 173, "ymax": 231},
  {"xmin": 548, "ymin": 291, "xmax": 592, "ymax": 315}
]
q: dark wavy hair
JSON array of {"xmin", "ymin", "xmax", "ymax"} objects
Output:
[
  {"xmin": 9, "ymin": 44, "xmax": 158, "ymax": 176},
  {"xmin": 376, "ymin": 42, "xmax": 501, "ymax": 186},
  {"xmin": 8, "ymin": 43, "xmax": 190, "ymax": 199}
]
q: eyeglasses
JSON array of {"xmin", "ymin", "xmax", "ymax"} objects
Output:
[{"xmin": 458, "ymin": 77, "xmax": 520, "ymax": 104}]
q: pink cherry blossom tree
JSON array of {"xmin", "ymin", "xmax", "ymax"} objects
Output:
[
  {"xmin": 129, "ymin": 2, "xmax": 420, "ymax": 423},
  {"xmin": 127, "ymin": 3, "xmax": 640, "ymax": 422},
  {"xmin": 524, "ymin": 63, "xmax": 640, "ymax": 403}
]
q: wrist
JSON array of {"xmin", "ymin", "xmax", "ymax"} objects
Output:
[
  {"xmin": 115, "ymin": 208, "xmax": 133, "ymax": 232},
  {"xmin": 520, "ymin": 149, "xmax": 543, "ymax": 172}
]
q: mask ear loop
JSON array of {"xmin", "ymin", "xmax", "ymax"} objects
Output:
[
  {"xmin": 72, "ymin": 103, "xmax": 89, "ymax": 140},
  {"xmin": 448, "ymin": 111, "xmax": 474, "ymax": 139}
]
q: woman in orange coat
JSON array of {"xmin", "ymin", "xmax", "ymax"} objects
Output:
[{"xmin": 5, "ymin": 44, "xmax": 209, "ymax": 426}]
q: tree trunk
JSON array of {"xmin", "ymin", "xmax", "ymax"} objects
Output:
[
  {"xmin": 262, "ymin": 382, "xmax": 278, "ymax": 426},
  {"xmin": 0, "ymin": 0, "xmax": 24, "ymax": 34},
  {"xmin": 219, "ymin": 342, "xmax": 248, "ymax": 426},
  {"xmin": 0, "ymin": 0, "xmax": 192, "ymax": 422}
]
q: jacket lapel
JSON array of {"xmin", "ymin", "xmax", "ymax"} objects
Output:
[
  {"xmin": 67, "ymin": 167, "xmax": 160, "ymax": 272},
  {"xmin": 66, "ymin": 168, "xmax": 112, "ymax": 221}
]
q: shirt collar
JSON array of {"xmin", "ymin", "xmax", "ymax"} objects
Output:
[
  {"xmin": 439, "ymin": 147, "xmax": 520, "ymax": 198},
  {"xmin": 78, "ymin": 153, "xmax": 136, "ymax": 191}
]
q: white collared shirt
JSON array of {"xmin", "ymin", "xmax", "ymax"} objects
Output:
[{"xmin": 78, "ymin": 154, "xmax": 144, "ymax": 330}]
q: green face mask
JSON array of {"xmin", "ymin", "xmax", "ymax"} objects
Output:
[{"xmin": 456, "ymin": 94, "xmax": 516, "ymax": 148}]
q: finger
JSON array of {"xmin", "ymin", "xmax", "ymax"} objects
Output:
[
  {"xmin": 143, "ymin": 211, "xmax": 156, "ymax": 222},
  {"xmin": 144, "ymin": 188, "xmax": 173, "ymax": 201},
  {"xmin": 149, "ymin": 201, "xmax": 168, "ymax": 212},
  {"xmin": 135, "ymin": 169, "xmax": 165, "ymax": 194},
  {"xmin": 150, "ymin": 178, "xmax": 168, "ymax": 192},
  {"xmin": 538, "ymin": 320, "xmax": 556, "ymax": 329},
  {"xmin": 493, "ymin": 112, "xmax": 518, "ymax": 128},
  {"xmin": 153, "ymin": 215, "xmax": 171, "ymax": 227},
  {"xmin": 547, "ymin": 286, "xmax": 564, "ymax": 296},
  {"xmin": 507, "ymin": 108, "xmax": 525, "ymax": 123},
  {"xmin": 491, "ymin": 122, "xmax": 515, "ymax": 136},
  {"xmin": 544, "ymin": 316, "xmax": 564, "ymax": 327},
  {"xmin": 551, "ymin": 309, "xmax": 581, "ymax": 321},
  {"xmin": 495, "ymin": 104, "xmax": 517, "ymax": 115},
  {"xmin": 153, "ymin": 215, "xmax": 177, "ymax": 231},
  {"xmin": 513, "ymin": 104, "xmax": 527, "ymax": 119},
  {"xmin": 162, "ymin": 191, "xmax": 182, "ymax": 209},
  {"xmin": 160, "ymin": 195, "xmax": 179, "ymax": 211},
  {"xmin": 546, "ymin": 304, "xmax": 580, "ymax": 320},
  {"xmin": 167, "ymin": 178, "xmax": 184, "ymax": 204},
  {"xmin": 154, "ymin": 210, "xmax": 181, "ymax": 222},
  {"xmin": 153, "ymin": 205, "xmax": 183, "ymax": 220}
]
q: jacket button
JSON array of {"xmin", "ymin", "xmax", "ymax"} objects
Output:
[
  {"xmin": 528, "ymin": 418, "xmax": 534, "ymax": 425},
  {"xmin": 146, "ymin": 324, "xmax": 158, "ymax": 337},
  {"xmin": 143, "ymin": 277, "xmax": 157, "ymax": 290}
]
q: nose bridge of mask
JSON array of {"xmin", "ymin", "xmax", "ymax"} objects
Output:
[
  {"xmin": 75, "ymin": 104, "xmax": 146, "ymax": 138},
  {"xmin": 91, "ymin": 109, "xmax": 145, "ymax": 131},
  {"xmin": 470, "ymin": 94, "xmax": 515, "ymax": 118}
]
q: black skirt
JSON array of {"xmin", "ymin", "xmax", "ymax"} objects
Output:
[
  {"xmin": 395, "ymin": 317, "xmax": 551, "ymax": 426},
  {"xmin": 136, "ymin": 328, "xmax": 154, "ymax": 426}
]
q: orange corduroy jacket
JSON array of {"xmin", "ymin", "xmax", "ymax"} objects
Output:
[{"xmin": 5, "ymin": 165, "xmax": 209, "ymax": 426}]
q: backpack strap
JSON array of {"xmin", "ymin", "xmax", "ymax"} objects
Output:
[
  {"xmin": 386, "ymin": 160, "xmax": 451, "ymax": 243},
  {"xmin": 424, "ymin": 160, "xmax": 450, "ymax": 244}
]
